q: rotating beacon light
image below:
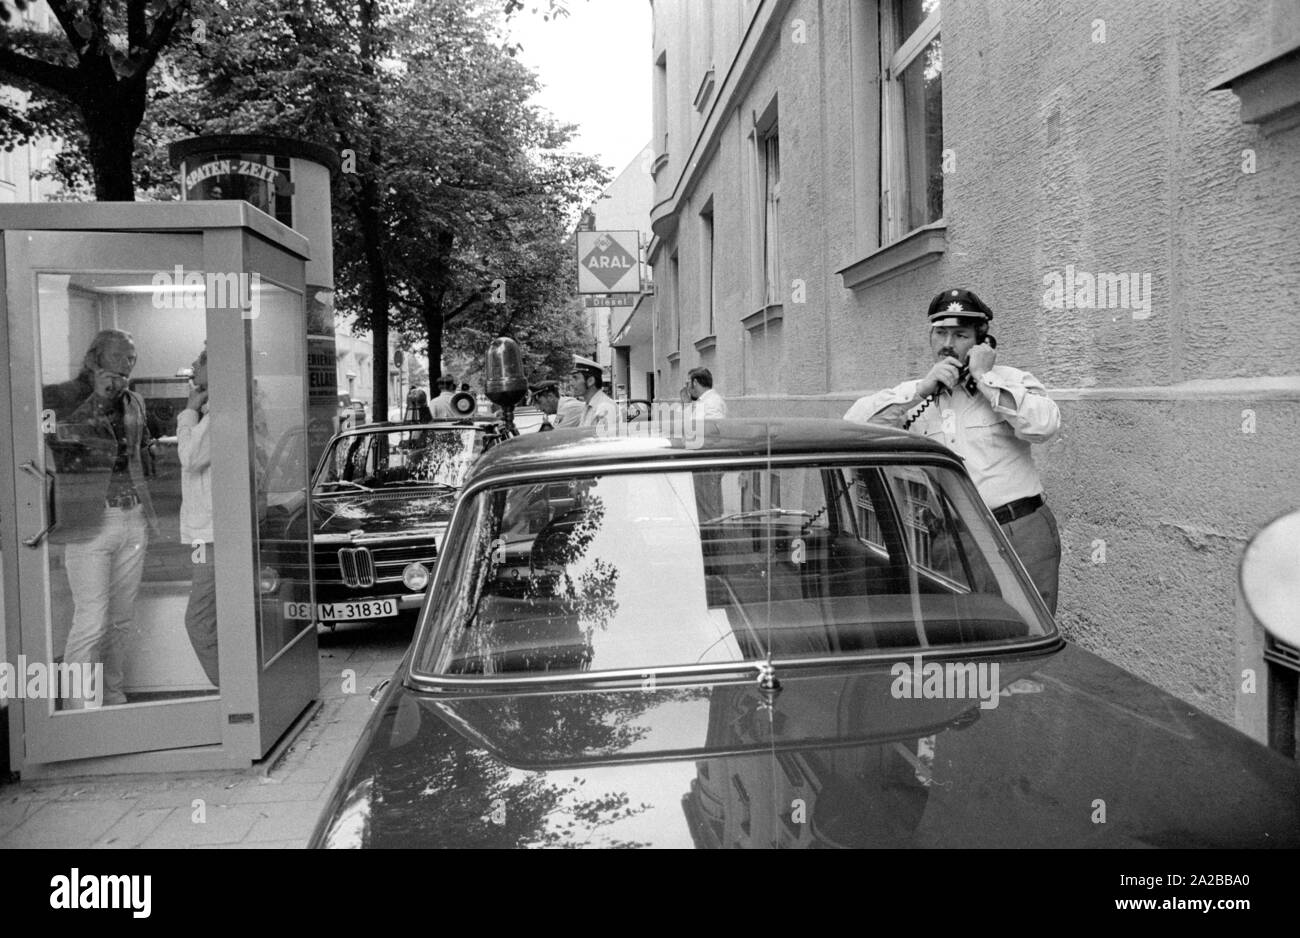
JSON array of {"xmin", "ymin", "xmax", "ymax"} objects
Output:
[{"xmin": 484, "ymin": 336, "xmax": 528, "ymax": 435}]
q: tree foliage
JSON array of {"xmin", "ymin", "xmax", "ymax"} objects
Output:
[{"xmin": 2, "ymin": 0, "xmax": 607, "ymax": 411}]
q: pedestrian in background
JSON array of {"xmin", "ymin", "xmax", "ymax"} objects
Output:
[
  {"xmin": 682, "ymin": 367, "xmax": 728, "ymax": 418},
  {"xmin": 178, "ymin": 346, "xmax": 218, "ymax": 690},
  {"xmin": 430, "ymin": 374, "xmax": 458, "ymax": 418}
]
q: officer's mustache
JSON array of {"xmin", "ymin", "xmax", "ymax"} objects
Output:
[{"xmin": 936, "ymin": 345, "xmax": 964, "ymax": 362}]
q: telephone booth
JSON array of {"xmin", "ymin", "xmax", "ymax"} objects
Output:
[{"xmin": 0, "ymin": 201, "xmax": 319, "ymax": 777}]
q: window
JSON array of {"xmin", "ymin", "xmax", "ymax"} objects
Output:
[
  {"xmin": 761, "ymin": 127, "xmax": 781, "ymax": 306},
  {"xmin": 880, "ymin": 0, "xmax": 943, "ymax": 244},
  {"xmin": 700, "ymin": 200, "xmax": 715, "ymax": 335},
  {"xmin": 670, "ymin": 250, "xmax": 681, "ymax": 352},
  {"xmin": 653, "ymin": 51, "xmax": 669, "ymax": 167}
]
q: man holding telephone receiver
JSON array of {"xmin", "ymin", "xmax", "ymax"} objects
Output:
[{"xmin": 845, "ymin": 288, "xmax": 1062, "ymax": 613}]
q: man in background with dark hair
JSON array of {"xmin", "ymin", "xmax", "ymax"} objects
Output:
[
  {"xmin": 682, "ymin": 367, "xmax": 728, "ymax": 418},
  {"xmin": 430, "ymin": 374, "xmax": 458, "ymax": 419}
]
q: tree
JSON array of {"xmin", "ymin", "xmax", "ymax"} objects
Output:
[{"xmin": 0, "ymin": 0, "xmax": 196, "ymax": 199}]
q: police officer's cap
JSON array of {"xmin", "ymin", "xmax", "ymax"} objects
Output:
[
  {"xmin": 530, "ymin": 379, "xmax": 560, "ymax": 396},
  {"xmin": 928, "ymin": 288, "xmax": 994, "ymax": 327},
  {"xmin": 572, "ymin": 354, "xmax": 602, "ymax": 376}
]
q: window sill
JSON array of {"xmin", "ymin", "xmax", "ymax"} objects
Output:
[
  {"xmin": 741, "ymin": 304, "xmax": 784, "ymax": 332},
  {"xmin": 837, "ymin": 221, "xmax": 948, "ymax": 291},
  {"xmin": 693, "ymin": 66, "xmax": 716, "ymax": 112},
  {"xmin": 694, "ymin": 334, "xmax": 717, "ymax": 352},
  {"xmin": 1208, "ymin": 36, "xmax": 1300, "ymax": 134}
]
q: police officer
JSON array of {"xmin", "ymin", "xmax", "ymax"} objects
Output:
[
  {"xmin": 844, "ymin": 288, "xmax": 1063, "ymax": 613},
  {"xmin": 529, "ymin": 379, "xmax": 583, "ymax": 431},
  {"xmin": 570, "ymin": 355, "xmax": 618, "ymax": 430}
]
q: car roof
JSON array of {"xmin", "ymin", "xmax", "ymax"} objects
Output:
[
  {"xmin": 466, "ymin": 417, "xmax": 961, "ymax": 484},
  {"xmin": 332, "ymin": 419, "xmax": 496, "ymax": 439}
]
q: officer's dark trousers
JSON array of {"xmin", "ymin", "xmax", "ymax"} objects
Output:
[{"xmin": 1000, "ymin": 504, "xmax": 1061, "ymax": 615}]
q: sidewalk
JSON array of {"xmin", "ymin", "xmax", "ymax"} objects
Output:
[{"xmin": 0, "ymin": 625, "xmax": 407, "ymax": 849}]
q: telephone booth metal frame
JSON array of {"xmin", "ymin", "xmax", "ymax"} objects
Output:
[{"xmin": 0, "ymin": 202, "xmax": 320, "ymax": 777}]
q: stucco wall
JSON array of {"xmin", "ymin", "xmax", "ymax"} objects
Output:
[{"xmin": 648, "ymin": 0, "xmax": 1300, "ymax": 726}]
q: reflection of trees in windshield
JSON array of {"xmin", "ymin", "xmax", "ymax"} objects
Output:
[
  {"xmin": 439, "ymin": 488, "xmax": 623, "ymax": 674},
  {"xmin": 371, "ymin": 698, "xmax": 652, "ymax": 848},
  {"xmin": 323, "ymin": 430, "xmax": 476, "ymax": 489},
  {"xmin": 526, "ymin": 495, "xmax": 620, "ymax": 642}
]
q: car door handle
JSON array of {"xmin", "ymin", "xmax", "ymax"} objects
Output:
[{"xmin": 20, "ymin": 460, "xmax": 57, "ymax": 548}]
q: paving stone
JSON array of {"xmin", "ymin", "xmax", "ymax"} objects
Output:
[
  {"xmin": 137, "ymin": 804, "xmax": 262, "ymax": 847},
  {"xmin": 131, "ymin": 779, "xmax": 251, "ymax": 810},
  {"xmin": 225, "ymin": 780, "xmax": 326, "ymax": 805},
  {"xmin": 2, "ymin": 800, "xmax": 132, "ymax": 847},
  {"xmin": 92, "ymin": 807, "xmax": 176, "ymax": 848},
  {"xmin": 243, "ymin": 801, "xmax": 323, "ymax": 843},
  {"xmin": 0, "ymin": 798, "xmax": 52, "ymax": 842}
]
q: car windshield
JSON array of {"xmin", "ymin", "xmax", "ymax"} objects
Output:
[
  {"xmin": 317, "ymin": 427, "xmax": 482, "ymax": 493},
  {"xmin": 415, "ymin": 461, "xmax": 1055, "ymax": 678}
]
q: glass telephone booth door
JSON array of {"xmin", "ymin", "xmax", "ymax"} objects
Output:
[{"xmin": 1, "ymin": 203, "xmax": 319, "ymax": 775}]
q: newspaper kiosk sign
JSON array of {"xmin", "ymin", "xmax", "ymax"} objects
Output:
[{"xmin": 577, "ymin": 230, "xmax": 641, "ymax": 294}]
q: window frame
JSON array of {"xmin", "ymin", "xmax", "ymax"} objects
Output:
[{"xmin": 880, "ymin": 1, "xmax": 943, "ymax": 246}]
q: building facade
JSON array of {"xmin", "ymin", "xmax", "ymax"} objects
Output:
[{"xmin": 646, "ymin": 0, "xmax": 1300, "ymax": 737}]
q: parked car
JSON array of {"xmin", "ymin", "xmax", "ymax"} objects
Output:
[
  {"xmin": 310, "ymin": 418, "xmax": 1300, "ymax": 848},
  {"xmin": 266, "ymin": 418, "xmax": 510, "ymax": 631}
]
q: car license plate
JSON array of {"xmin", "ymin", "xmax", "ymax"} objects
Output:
[{"xmin": 283, "ymin": 600, "xmax": 399, "ymax": 621}]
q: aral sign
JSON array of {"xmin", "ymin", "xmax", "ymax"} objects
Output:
[{"xmin": 577, "ymin": 230, "xmax": 641, "ymax": 294}]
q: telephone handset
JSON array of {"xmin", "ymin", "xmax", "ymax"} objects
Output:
[
  {"xmin": 953, "ymin": 335, "xmax": 997, "ymax": 396},
  {"xmin": 902, "ymin": 334, "xmax": 997, "ymax": 430}
]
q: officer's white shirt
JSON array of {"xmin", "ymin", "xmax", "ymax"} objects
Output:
[
  {"xmin": 693, "ymin": 388, "xmax": 728, "ymax": 419},
  {"xmin": 553, "ymin": 396, "xmax": 585, "ymax": 428},
  {"xmin": 579, "ymin": 389, "xmax": 619, "ymax": 429},
  {"xmin": 844, "ymin": 364, "xmax": 1060, "ymax": 510}
]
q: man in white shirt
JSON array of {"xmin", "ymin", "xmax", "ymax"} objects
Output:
[
  {"xmin": 178, "ymin": 347, "xmax": 218, "ymax": 688},
  {"xmin": 682, "ymin": 367, "xmax": 728, "ymax": 418},
  {"xmin": 571, "ymin": 355, "xmax": 619, "ymax": 430},
  {"xmin": 429, "ymin": 374, "xmax": 458, "ymax": 419},
  {"xmin": 530, "ymin": 380, "xmax": 584, "ymax": 431},
  {"xmin": 844, "ymin": 288, "xmax": 1062, "ymax": 613}
]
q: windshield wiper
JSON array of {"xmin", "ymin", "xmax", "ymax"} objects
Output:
[
  {"xmin": 316, "ymin": 480, "xmax": 369, "ymax": 493},
  {"xmin": 704, "ymin": 507, "xmax": 813, "ymax": 524}
]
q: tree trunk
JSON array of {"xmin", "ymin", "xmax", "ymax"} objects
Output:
[
  {"xmin": 81, "ymin": 68, "xmax": 147, "ymax": 201},
  {"xmin": 356, "ymin": 187, "xmax": 389, "ymax": 422},
  {"xmin": 352, "ymin": 0, "xmax": 390, "ymax": 421},
  {"xmin": 421, "ymin": 232, "xmax": 455, "ymax": 376},
  {"xmin": 420, "ymin": 286, "xmax": 445, "ymax": 379}
]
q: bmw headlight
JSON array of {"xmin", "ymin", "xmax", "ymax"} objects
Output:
[{"xmin": 402, "ymin": 562, "xmax": 430, "ymax": 591}]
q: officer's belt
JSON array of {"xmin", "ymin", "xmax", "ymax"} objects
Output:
[{"xmin": 992, "ymin": 494, "xmax": 1043, "ymax": 526}]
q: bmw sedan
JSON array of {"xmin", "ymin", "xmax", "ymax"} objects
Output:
[
  {"xmin": 310, "ymin": 419, "xmax": 1300, "ymax": 848},
  {"xmin": 267, "ymin": 419, "xmax": 506, "ymax": 631}
]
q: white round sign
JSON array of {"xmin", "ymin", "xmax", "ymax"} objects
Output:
[{"xmin": 1240, "ymin": 510, "xmax": 1300, "ymax": 646}]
